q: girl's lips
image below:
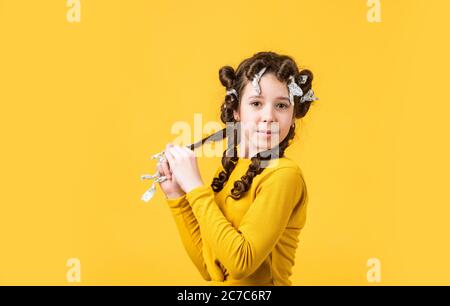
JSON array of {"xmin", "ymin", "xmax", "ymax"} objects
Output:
[
  {"xmin": 257, "ymin": 130, "xmax": 278, "ymax": 137},
  {"xmin": 257, "ymin": 130, "xmax": 278, "ymax": 134}
]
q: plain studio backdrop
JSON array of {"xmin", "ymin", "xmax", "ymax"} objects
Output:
[{"xmin": 1, "ymin": 0, "xmax": 449, "ymax": 285}]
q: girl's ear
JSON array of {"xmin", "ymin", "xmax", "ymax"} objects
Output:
[
  {"xmin": 292, "ymin": 113, "xmax": 297, "ymax": 125},
  {"xmin": 233, "ymin": 109, "xmax": 240, "ymax": 121}
]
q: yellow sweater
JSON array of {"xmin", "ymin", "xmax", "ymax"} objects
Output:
[{"xmin": 166, "ymin": 156, "xmax": 308, "ymax": 286}]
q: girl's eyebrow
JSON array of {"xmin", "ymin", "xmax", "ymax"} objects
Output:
[{"xmin": 248, "ymin": 95, "xmax": 290, "ymax": 101}]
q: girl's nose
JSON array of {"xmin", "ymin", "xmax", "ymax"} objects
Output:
[{"xmin": 261, "ymin": 105, "xmax": 275, "ymax": 123}]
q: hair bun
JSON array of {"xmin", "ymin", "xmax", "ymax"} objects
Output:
[
  {"xmin": 298, "ymin": 69, "xmax": 314, "ymax": 85},
  {"xmin": 219, "ymin": 66, "xmax": 236, "ymax": 89}
]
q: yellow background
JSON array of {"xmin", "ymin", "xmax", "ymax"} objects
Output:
[{"xmin": 1, "ymin": 0, "xmax": 449, "ymax": 285}]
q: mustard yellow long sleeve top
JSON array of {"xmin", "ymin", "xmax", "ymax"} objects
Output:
[{"xmin": 166, "ymin": 156, "xmax": 308, "ymax": 286}]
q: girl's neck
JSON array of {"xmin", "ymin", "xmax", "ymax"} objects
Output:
[{"xmin": 237, "ymin": 140, "xmax": 257, "ymax": 160}]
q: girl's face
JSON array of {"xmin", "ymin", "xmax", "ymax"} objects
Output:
[{"xmin": 234, "ymin": 73, "xmax": 295, "ymax": 158}]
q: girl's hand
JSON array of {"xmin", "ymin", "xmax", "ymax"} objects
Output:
[
  {"xmin": 157, "ymin": 158, "xmax": 185, "ymax": 200},
  {"xmin": 164, "ymin": 143, "xmax": 204, "ymax": 193}
]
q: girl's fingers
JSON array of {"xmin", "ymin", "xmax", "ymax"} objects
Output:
[
  {"xmin": 167, "ymin": 146, "xmax": 181, "ymax": 160},
  {"xmin": 181, "ymin": 146, "xmax": 195, "ymax": 157},
  {"xmin": 177, "ymin": 146, "xmax": 195, "ymax": 161},
  {"xmin": 165, "ymin": 144, "xmax": 191, "ymax": 171},
  {"xmin": 161, "ymin": 160, "xmax": 172, "ymax": 179},
  {"xmin": 165, "ymin": 145, "xmax": 176, "ymax": 167},
  {"xmin": 172, "ymin": 145, "xmax": 189, "ymax": 158},
  {"xmin": 157, "ymin": 163, "xmax": 163, "ymax": 176}
]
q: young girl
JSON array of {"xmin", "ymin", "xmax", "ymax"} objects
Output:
[{"xmin": 157, "ymin": 51, "xmax": 317, "ymax": 286}]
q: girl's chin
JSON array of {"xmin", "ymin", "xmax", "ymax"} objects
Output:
[
  {"xmin": 251, "ymin": 134, "xmax": 279, "ymax": 145},
  {"xmin": 249, "ymin": 141, "xmax": 274, "ymax": 151}
]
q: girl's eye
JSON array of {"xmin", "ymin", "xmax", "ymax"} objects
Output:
[{"xmin": 250, "ymin": 101, "xmax": 289, "ymax": 109}]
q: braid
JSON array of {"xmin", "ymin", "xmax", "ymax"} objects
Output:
[
  {"xmin": 211, "ymin": 145, "xmax": 238, "ymax": 192},
  {"xmin": 211, "ymin": 122, "xmax": 240, "ymax": 192}
]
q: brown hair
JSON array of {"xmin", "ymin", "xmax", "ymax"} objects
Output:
[{"xmin": 189, "ymin": 51, "xmax": 316, "ymax": 199}]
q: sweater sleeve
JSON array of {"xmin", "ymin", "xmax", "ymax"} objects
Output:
[
  {"xmin": 185, "ymin": 166, "xmax": 307, "ymax": 280},
  {"xmin": 166, "ymin": 194, "xmax": 211, "ymax": 281}
]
